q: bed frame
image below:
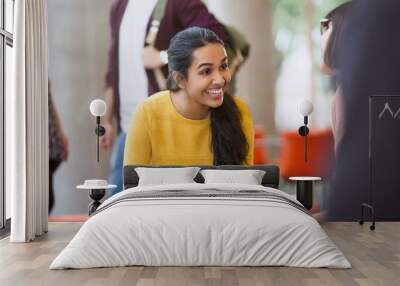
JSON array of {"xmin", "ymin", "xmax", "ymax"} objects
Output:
[{"xmin": 123, "ymin": 165, "xmax": 280, "ymax": 190}]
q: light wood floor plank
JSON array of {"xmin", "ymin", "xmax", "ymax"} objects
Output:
[{"xmin": 0, "ymin": 222, "xmax": 399, "ymax": 286}]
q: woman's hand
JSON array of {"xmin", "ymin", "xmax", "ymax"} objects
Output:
[
  {"xmin": 60, "ymin": 132, "xmax": 69, "ymax": 161},
  {"xmin": 99, "ymin": 121, "xmax": 114, "ymax": 150},
  {"xmin": 142, "ymin": 46, "xmax": 164, "ymax": 69}
]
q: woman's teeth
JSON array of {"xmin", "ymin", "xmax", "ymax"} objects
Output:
[{"xmin": 206, "ymin": 88, "xmax": 223, "ymax": 96}]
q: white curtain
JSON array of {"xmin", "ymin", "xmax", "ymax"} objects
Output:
[{"xmin": 6, "ymin": 0, "xmax": 49, "ymax": 242}]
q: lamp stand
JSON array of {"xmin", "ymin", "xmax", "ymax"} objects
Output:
[
  {"xmin": 94, "ymin": 116, "xmax": 105, "ymax": 162},
  {"xmin": 298, "ymin": 116, "xmax": 310, "ymax": 162}
]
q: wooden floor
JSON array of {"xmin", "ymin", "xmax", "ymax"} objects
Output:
[{"xmin": 0, "ymin": 222, "xmax": 399, "ymax": 286}]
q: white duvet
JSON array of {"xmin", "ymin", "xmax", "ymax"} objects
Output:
[{"xmin": 50, "ymin": 183, "xmax": 351, "ymax": 269}]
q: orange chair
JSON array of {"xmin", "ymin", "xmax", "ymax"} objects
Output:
[
  {"xmin": 254, "ymin": 125, "xmax": 268, "ymax": 164},
  {"xmin": 279, "ymin": 129, "xmax": 334, "ymax": 179}
]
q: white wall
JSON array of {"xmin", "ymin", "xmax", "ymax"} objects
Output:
[{"xmin": 47, "ymin": 0, "xmax": 111, "ymax": 215}]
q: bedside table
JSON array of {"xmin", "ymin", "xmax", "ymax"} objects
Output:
[
  {"xmin": 77, "ymin": 183, "xmax": 117, "ymax": 215},
  {"xmin": 289, "ymin": 176, "xmax": 321, "ymax": 210}
]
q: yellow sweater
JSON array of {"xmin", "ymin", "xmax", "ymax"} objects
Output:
[{"xmin": 124, "ymin": 91, "xmax": 254, "ymax": 166}]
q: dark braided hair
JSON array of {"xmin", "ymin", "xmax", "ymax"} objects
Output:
[{"xmin": 166, "ymin": 27, "xmax": 248, "ymax": 165}]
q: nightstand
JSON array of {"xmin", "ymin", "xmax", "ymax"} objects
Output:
[
  {"xmin": 289, "ymin": 176, "xmax": 321, "ymax": 210},
  {"xmin": 77, "ymin": 181, "xmax": 117, "ymax": 215}
]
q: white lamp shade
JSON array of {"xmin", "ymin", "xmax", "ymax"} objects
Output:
[
  {"xmin": 299, "ymin": 100, "xmax": 314, "ymax": 116},
  {"xmin": 90, "ymin": 99, "xmax": 107, "ymax": 117}
]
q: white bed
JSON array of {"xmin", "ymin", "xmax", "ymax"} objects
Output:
[{"xmin": 50, "ymin": 183, "xmax": 351, "ymax": 269}]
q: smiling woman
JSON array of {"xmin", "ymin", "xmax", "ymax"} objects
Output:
[{"xmin": 123, "ymin": 27, "xmax": 254, "ymax": 167}]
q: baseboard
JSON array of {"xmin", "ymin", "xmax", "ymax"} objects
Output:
[{"xmin": 48, "ymin": 214, "xmax": 88, "ymax": 222}]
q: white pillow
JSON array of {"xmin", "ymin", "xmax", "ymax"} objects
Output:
[
  {"xmin": 135, "ymin": 167, "xmax": 200, "ymax": 186},
  {"xmin": 200, "ymin": 169, "xmax": 266, "ymax": 185}
]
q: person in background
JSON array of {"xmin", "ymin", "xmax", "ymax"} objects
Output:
[
  {"xmin": 100, "ymin": 0, "xmax": 228, "ymax": 196},
  {"xmin": 48, "ymin": 81, "xmax": 69, "ymax": 213},
  {"xmin": 124, "ymin": 27, "xmax": 254, "ymax": 166},
  {"xmin": 320, "ymin": 1, "xmax": 352, "ymax": 152},
  {"xmin": 329, "ymin": 0, "xmax": 400, "ymax": 220}
]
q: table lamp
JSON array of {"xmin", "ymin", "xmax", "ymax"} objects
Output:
[
  {"xmin": 298, "ymin": 99, "xmax": 314, "ymax": 162},
  {"xmin": 89, "ymin": 99, "xmax": 106, "ymax": 162}
]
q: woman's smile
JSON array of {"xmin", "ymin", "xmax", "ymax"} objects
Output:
[{"xmin": 205, "ymin": 87, "xmax": 224, "ymax": 99}]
